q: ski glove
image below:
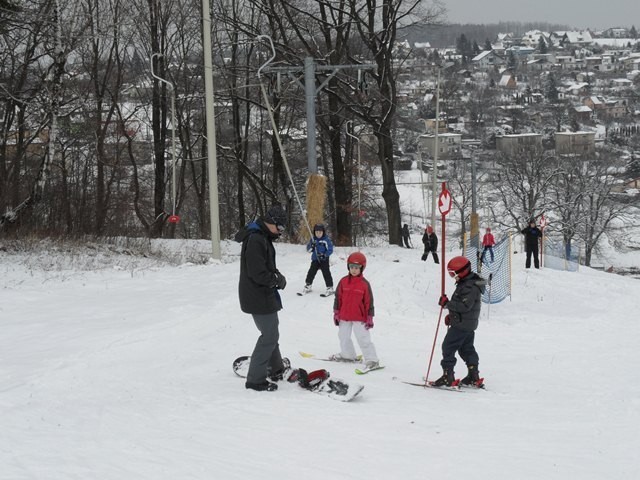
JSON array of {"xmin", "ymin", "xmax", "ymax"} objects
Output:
[
  {"xmin": 365, "ymin": 315, "xmax": 374, "ymax": 330},
  {"xmin": 444, "ymin": 314, "xmax": 451, "ymax": 326},
  {"xmin": 274, "ymin": 271, "xmax": 287, "ymax": 290},
  {"xmin": 438, "ymin": 294, "xmax": 449, "ymax": 307},
  {"xmin": 333, "ymin": 310, "xmax": 340, "ymax": 326}
]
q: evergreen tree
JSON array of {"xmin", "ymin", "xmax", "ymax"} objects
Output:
[
  {"xmin": 544, "ymin": 73, "xmax": 559, "ymax": 102},
  {"xmin": 538, "ymin": 36, "xmax": 548, "ymax": 54},
  {"xmin": 484, "ymin": 39, "xmax": 493, "ymax": 51},
  {"xmin": 630, "ymin": 25, "xmax": 638, "ymax": 39},
  {"xmin": 473, "ymin": 40, "xmax": 481, "ymax": 56},
  {"xmin": 507, "ymin": 51, "xmax": 517, "ymax": 70},
  {"xmin": 627, "ymin": 154, "xmax": 640, "ymax": 178},
  {"xmin": 456, "ymin": 34, "xmax": 473, "ymax": 63}
]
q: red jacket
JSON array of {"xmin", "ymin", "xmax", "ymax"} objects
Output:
[
  {"xmin": 333, "ymin": 274, "xmax": 375, "ymax": 322},
  {"xmin": 482, "ymin": 233, "xmax": 495, "ymax": 247}
]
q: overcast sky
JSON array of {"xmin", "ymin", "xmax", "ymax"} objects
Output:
[{"xmin": 443, "ymin": 1, "xmax": 640, "ymax": 30}]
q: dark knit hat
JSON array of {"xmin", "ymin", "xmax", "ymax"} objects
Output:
[{"xmin": 264, "ymin": 204, "xmax": 287, "ymax": 229}]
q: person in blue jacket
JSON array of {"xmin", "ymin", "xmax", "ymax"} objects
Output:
[{"xmin": 301, "ymin": 224, "xmax": 334, "ymax": 296}]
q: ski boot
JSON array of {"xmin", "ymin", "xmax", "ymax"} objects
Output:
[
  {"xmin": 431, "ymin": 369, "xmax": 455, "ymax": 387},
  {"xmin": 245, "ymin": 381, "xmax": 278, "ymax": 392},
  {"xmin": 460, "ymin": 364, "xmax": 484, "ymax": 387},
  {"xmin": 268, "ymin": 357, "xmax": 291, "ymax": 382},
  {"xmin": 460, "ymin": 364, "xmax": 479, "ymax": 385}
]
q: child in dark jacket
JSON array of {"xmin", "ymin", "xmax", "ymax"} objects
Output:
[
  {"xmin": 421, "ymin": 226, "xmax": 439, "ymax": 263},
  {"xmin": 434, "ymin": 256, "xmax": 486, "ymax": 387},
  {"xmin": 301, "ymin": 224, "xmax": 334, "ymax": 295},
  {"xmin": 331, "ymin": 252, "xmax": 379, "ymax": 369}
]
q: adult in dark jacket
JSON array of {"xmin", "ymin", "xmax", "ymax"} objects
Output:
[
  {"xmin": 434, "ymin": 256, "xmax": 486, "ymax": 387},
  {"xmin": 421, "ymin": 226, "xmax": 439, "ymax": 263},
  {"xmin": 401, "ymin": 223, "xmax": 412, "ymax": 248},
  {"xmin": 235, "ymin": 205, "xmax": 288, "ymax": 392},
  {"xmin": 521, "ymin": 219, "xmax": 542, "ymax": 269}
]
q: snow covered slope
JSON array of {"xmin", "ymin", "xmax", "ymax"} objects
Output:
[{"xmin": 1, "ymin": 239, "xmax": 638, "ymax": 479}]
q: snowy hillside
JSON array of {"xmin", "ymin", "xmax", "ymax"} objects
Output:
[{"xmin": 1, "ymin": 239, "xmax": 639, "ymax": 479}]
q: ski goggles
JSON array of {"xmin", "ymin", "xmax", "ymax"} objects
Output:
[{"xmin": 348, "ymin": 263, "xmax": 362, "ymax": 270}]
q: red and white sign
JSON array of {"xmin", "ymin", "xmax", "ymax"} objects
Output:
[
  {"xmin": 438, "ymin": 185, "xmax": 452, "ymax": 216},
  {"xmin": 539, "ymin": 215, "xmax": 547, "ymax": 229}
]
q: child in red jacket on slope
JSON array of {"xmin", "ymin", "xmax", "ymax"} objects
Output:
[
  {"xmin": 481, "ymin": 227, "xmax": 495, "ymax": 263},
  {"xmin": 330, "ymin": 252, "xmax": 379, "ymax": 369}
]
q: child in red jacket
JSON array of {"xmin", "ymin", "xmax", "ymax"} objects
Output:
[
  {"xmin": 330, "ymin": 252, "xmax": 379, "ymax": 369},
  {"xmin": 481, "ymin": 227, "xmax": 495, "ymax": 263}
]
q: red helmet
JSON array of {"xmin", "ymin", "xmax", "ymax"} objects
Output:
[
  {"xmin": 347, "ymin": 252, "xmax": 367, "ymax": 272},
  {"xmin": 486, "ymin": 227, "xmax": 491, "ymax": 232},
  {"xmin": 426, "ymin": 226, "xmax": 434, "ymax": 234},
  {"xmin": 447, "ymin": 256, "xmax": 471, "ymax": 279}
]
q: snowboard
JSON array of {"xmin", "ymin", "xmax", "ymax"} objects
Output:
[
  {"xmin": 355, "ymin": 364, "xmax": 385, "ymax": 375},
  {"xmin": 299, "ymin": 351, "xmax": 363, "ymax": 363},
  {"xmin": 233, "ymin": 356, "xmax": 364, "ymax": 402}
]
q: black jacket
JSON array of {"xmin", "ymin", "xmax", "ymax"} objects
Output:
[
  {"xmin": 235, "ymin": 219, "xmax": 282, "ymax": 315},
  {"xmin": 446, "ymin": 272, "xmax": 486, "ymax": 332},
  {"xmin": 422, "ymin": 232, "xmax": 438, "ymax": 252},
  {"xmin": 521, "ymin": 226, "xmax": 542, "ymax": 250}
]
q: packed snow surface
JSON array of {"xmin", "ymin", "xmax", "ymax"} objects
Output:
[{"xmin": 1, "ymin": 238, "xmax": 639, "ymax": 479}]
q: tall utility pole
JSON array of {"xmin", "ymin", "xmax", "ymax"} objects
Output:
[
  {"xmin": 470, "ymin": 147, "xmax": 479, "ymax": 250},
  {"xmin": 431, "ymin": 68, "xmax": 441, "ymax": 228},
  {"xmin": 202, "ymin": 0, "xmax": 221, "ymax": 259}
]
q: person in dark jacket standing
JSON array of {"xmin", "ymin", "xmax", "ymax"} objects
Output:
[
  {"xmin": 434, "ymin": 256, "xmax": 486, "ymax": 387},
  {"xmin": 235, "ymin": 205, "xmax": 288, "ymax": 392},
  {"xmin": 401, "ymin": 223, "xmax": 412, "ymax": 248},
  {"xmin": 521, "ymin": 218, "xmax": 542, "ymax": 269},
  {"xmin": 421, "ymin": 225, "xmax": 439, "ymax": 263}
]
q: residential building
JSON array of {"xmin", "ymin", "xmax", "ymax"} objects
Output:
[
  {"xmin": 555, "ymin": 131, "xmax": 596, "ymax": 155},
  {"xmin": 498, "ymin": 74, "xmax": 517, "ymax": 89},
  {"xmin": 471, "ymin": 50, "xmax": 504, "ymax": 69},
  {"xmin": 419, "ymin": 133, "xmax": 462, "ymax": 159},
  {"xmin": 495, "ymin": 133, "xmax": 543, "ymax": 155}
]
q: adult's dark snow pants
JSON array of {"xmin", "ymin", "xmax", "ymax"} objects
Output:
[{"xmin": 247, "ymin": 312, "xmax": 284, "ymax": 384}]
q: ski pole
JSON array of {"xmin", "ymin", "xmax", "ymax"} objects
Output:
[
  {"xmin": 425, "ymin": 182, "xmax": 451, "ymax": 385},
  {"xmin": 424, "ymin": 306, "xmax": 445, "ymax": 386}
]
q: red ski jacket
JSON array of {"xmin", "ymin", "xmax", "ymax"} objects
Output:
[
  {"xmin": 333, "ymin": 274, "xmax": 375, "ymax": 322},
  {"xmin": 482, "ymin": 233, "xmax": 495, "ymax": 247}
]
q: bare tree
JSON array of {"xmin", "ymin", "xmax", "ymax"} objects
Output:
[
  {"xmin": 346, "ymin": 0, "xmax": 445, "ymax": 245},
  {"xmin": 1, "ymin": 0, "xmax": 90, "ymax": 230},
  {"xmin": 576, "ymin": 149, "xmax": 631, "ymax": 266},
  {"xmin": 492, "ymin": 147, "xmax": 560, "ymax": 231}
]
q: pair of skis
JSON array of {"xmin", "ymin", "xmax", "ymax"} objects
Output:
[
  {"xmin": 401, "ymin": 377, "xmax": 485, "ymax": 392},
  {"xmin": 297, "ymin": 290, "xmax": 334, "ymax": 297},
  {"xmin": 298, "ymin": 351, "xmax": 385, "ymax": 375}
]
